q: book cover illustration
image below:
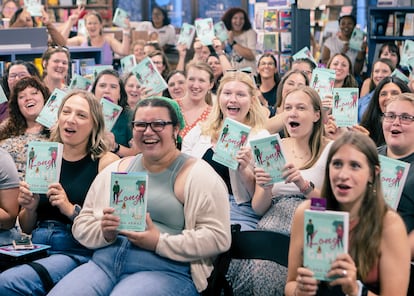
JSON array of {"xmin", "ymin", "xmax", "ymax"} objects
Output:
[
  {"xmin": 279, "ymin": 31, "xmax": 292, "ymax": 53},
  {"xmin": 379, "ymin": 155, "xmax": 410, "ymax": 209},
  {"xmin": 400, "ymin": 40, "xmax": 414, "ymax": 67},
  {"xmin": 303, "ymin": 209, "xmax": 349, "ymax": 281},
  {"xmin": 263, "ymin": 9, "xmax": 278, "ymax": 31},
  {"xmin": 249, "ymin": 133, "xmax": 286, "ymax": 186},
  {"xmin": 0, "ymin": 84, "xmax": 7, "ymax": 104},
  {"xmin": 100, "ymin": 98, "xmax": 123, "ymax": 131},
  {"xmin": 24, "ymin": 0, "xmax": 42, "ymax": 17},
  {"xmin": 68, "ymin": 74, "xmax": 92, "ymax": 91},
  {"xmin": 279, "ymin": 54, "xmax": 291, "ymax": 75},
  {"xmin": 25, "ymin": 141, "xmax": 63, "ymax": 194},
  {"xmin": 110, "ymin": 172, "xmax": 148, "ymax": 232},
  {"xmin": 310, "ymin": 68, "xmax": 336, "ymax": 100},
  {"xmin": 278, "ymin": 9, "xmax": 292, "ymax": 30},
  {"xmin": 83, "ymin": 65, "xmax": 113, "ymax": 81},
  {"xmin": 120, "ymin": 54, "xmax": 137, "ymax": 74},
  {"xmin": 331, "ymin": 88, "xmax": 359, "ymax": 128},
  {"xmin": 76, "ymin": 0, "xmax": 87, "ymax": 5},
  {"xmin": 214, "ymin": 21, "xmax": 228, "ymax": 42},
  {"xmin": 131, "ymin": 57, "xmax": 168, "ymax": 94},
  {"xmin": 349, "ymin": 27, "xmax": 366, "ymax": 51},
  {"xmin": 79, "ymin": 58, "xmax": 96, "ymax": 76},
  {"xmin": 402, "ymin": 13, "xmax": 414, "ymax": 37},
  {"xmin": 0, "ymin": 244, "xmax": 50, "ymax": 258},
  {"xmin": 406, "ymin": 56, "xmax": 414, "ymax": 76},
  {"xmin": 391, "ymin": 69, "xmax": 409, "ymax": 84},
  {"xmin": 177, "ymin": 23, "xmax": 196, "ymax": 48},
  {"xmin": 212, "ymin": 118, "xmax": 251, "ymax": 170},
  {"xmin": 35, "ymin": 88, "xmax": 67, "ymax": 129},
  {"xmin": 195, "ymin": 18, "xmax": 215, "ymax": 46},
  {"xmin": 257, "ymin": 32, "xmax": 278, "ymax": 54},
  {"xmin": 113, "ymin": 8, "xmax": 129, "ymax": 29},
  {"xmin": 292, "ymin": 46, "xmax": 317, "ymax": 67}
]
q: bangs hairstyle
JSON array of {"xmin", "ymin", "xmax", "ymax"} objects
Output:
[
  {"xmin": 50, "ymin": 90, "xmax": 109, "ymax": 160},
  {"xmin": 320, "ymin": 131, "xmax": 387, "ymax": 280},
  {"xmin": 41, "ymin": 46, "xmax": 70, "ymax": 78},
  {"xmin": 91, "ymin": 69, "xmax": 129, "ymax": 110},
  {"xmin": 185, "ymin": 61, "xmax": 214, "ymax": 106},
  {"xmin": 201, "ymin": 71, "xmax": 266, "ymax": 141}
]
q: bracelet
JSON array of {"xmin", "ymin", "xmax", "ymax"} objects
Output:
[
  {"xmin": 346, "ymin": 280, "xmax": 367, "ymax": 296},
  {"xmin": 112, "ymin": 143, "xmax": 120, "ymax": 153}
]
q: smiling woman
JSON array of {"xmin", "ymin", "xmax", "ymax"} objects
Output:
[{"xmin": 41, "ymin": 46, "xmax": 70, "ymax": 92}]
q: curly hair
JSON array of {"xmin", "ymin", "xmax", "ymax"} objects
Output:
[{"xmin": 221, "ymin": 7, "xmax": 252, "ymax": 31}]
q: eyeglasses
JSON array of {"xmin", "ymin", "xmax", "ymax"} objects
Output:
[
  {"xmin": 131, "ymin": 120, "xmax": 174, "ymax": 132},
  {"xmin": 8, "ymin": 72, "xmax": 30, "ymax": 80},
  {"xmin": 152, "ymin": 61, "xmax": 163, "ymax": 65},
  {"xmin": 382, "ymin": 112, "xmax": 414, "ymax": 124},
  {"xmin": 259, "ymin": 62, "xmax": 275, "ymax": 67}
]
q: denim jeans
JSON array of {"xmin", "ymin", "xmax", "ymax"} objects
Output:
[
  {"xmin": 48, "ymin": 235, "xmax": 199, "ymax": 296},
  {"xmin": 229, "ymin": 194, "xmax": 261, "ymax": 231},
  {"xmin": 0, "ymin": 221, "xmax": 91, "ymax": 296}
]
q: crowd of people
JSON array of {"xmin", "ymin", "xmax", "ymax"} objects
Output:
[{"xmin": 0, "ymin": 2, "xmax": 413, "ymax": 295}]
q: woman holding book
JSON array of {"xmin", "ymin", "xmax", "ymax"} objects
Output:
[
  {"xmin": 91, "ymin": 69, "xmax": 137, "ymax": 157},
  {"xmin": 46, "ymin": 97, "xmax": 231, "ymax": 295},
  {"xmin": 0, "ymin": 90, "xmax": 119, "ymax": 295},
  {"xmin": 182, "ymin": 71, "xmax": 268, "ymax": 230},
  {"xmin": 0, "ymin": 77, "xmax": 50, "ymax": 180},
  {"xmin": 285, "ymin": 132, "xmax": 410, "ymax": 296},
  {"xmin": 327, "ymin": 53, "xmax": 359, "ymax": 89},
  {"xmin": 148, "ymin": 50, "xmax": 170, "ymax": 80},
  {"xmin": 41, "ymin": 46, "xmax": 70, "ymax": 92},
  {"xmin": 378, "ymin": 93, "xmax": 414, "ymax": 259}
]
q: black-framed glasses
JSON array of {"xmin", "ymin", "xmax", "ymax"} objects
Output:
[
  {"xmin": 382, "ymin": 112, "xmax": 414, "ymax": 124},
  {"xmin": 131, "ymin": 120, "xmax": 174, "ymax": 132}
]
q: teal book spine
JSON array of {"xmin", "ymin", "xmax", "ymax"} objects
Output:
[
  {"xmin": 25, "ymin": 141, "xmax": 63, "ymax": 194},
  {"xmin": 249, "ymin": 133, "xmax": 286, "ymax": 185},
  {"xmin": 100, "ymin": 98, "xmax": 123, "ymax": 131},
  {"xmin": 177, "ymin": 23, "xmax": 196, "ymax": 48},
  {"xmin": 120, "ymin": 54, "xmax": 137, "ymax": 74},
  {"xmin": 212, "ymin": 118, "xmax": 251, "ymax": 170},
  {"xmin": 379, "ymin": 155, "xmax": 410, "ymax": 209},
  {"xmin": 68, "ymin": 74, "xmax": 92, "ymax": 91},
  {"xmin": 214, "ymin": 21, "xmax": 228, "ymax": 42},
  {"xmin": 131, "ymin": 57, "xmax": 168, "ymax": 94},
  {"xmin": 35, "ymin": 88, "xmax": 67, "ymax": 129},
  {"xmin": 195, "ymin": 18, "xmax": 215, "ymax": 46},
  {"xmin": 331, "ymin": 88, "xmax": 359, "ymax": 127},
  {"xmin": 310, "ymin": 68, "xmax": 336, "ymax": 100},
  {"xmin": 110, "ymin": 172, "xmax": 148, "ymax": 232},
  {"xmin": 303, "ymin": 209, "xmax": 349, "ymax": 281},
  {"xmin": 113, "ymin": 8, "xmax": 129, "ymax": 29}
]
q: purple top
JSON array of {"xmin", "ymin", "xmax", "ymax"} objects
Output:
[
  {"xmin": 0, "ymin": 102, "xmax": 8, "ymax": 123},
  {"xmin": 82, "ymin": 38, "xmax": 113, "ymax": 66}
]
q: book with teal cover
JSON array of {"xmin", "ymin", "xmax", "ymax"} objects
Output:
[
  {"xmin": 0, "ymin": 84, "xmax": 7, "ymax": 104},
  {"xmin": 303, "ymin": 209, "xmax": 349, "ymax": 281},
  {"xmin": 76, "ymin": 0, "xmax": 87, "ymax": 5},
  {"xmin": 84, "ymin": 65, "xmax": 113, "ymax": 80},
  {"xmin": 68, "ymin": 74, "xmax": 92, "ymax": 91},
  {"xmin": 110, "ymin": 172, "xmax": 148, "ymax": 231},
  {"xmin": 79, "ymin": 58, "xmax": 96, "ymax": 76},
  {"xmin": 24, "ymin": 0, "xmax": 42, "ymax": 17},
  {"xmin": 292, "ymin": 46, "xmax": 317, "ymax": 66},
  {"xmin": 113, "ymin": 8, "xmax": 129, "ymax": 29},
  {"xmin": 391, "ymin": 69, "xmax": 409, "ymax": 84},
  {"xmin": 131, "ymin": 57, "xmax": 167, "ymax": 94},
  {"xmin": 120, "ymin": 54, "xmax": 136, "ymax": 74},
  {"xmin": 349, "ymin": 27, "xmax": 366, "ymax": 51},
  {"xmin": 310, "ymin": 68, "xmax": 336, "ymax": 100},
  {"xmin": 35, "ymin": 88, "xmax": 67, "ymax": 129},
  {"xmin": 331, "ymin": 88, "xmax": 359, "ymax": 127},
  {"xmin": 0, "ymin": 244, "xmax": 50, "ymax": 257},
  {"xmin": 379, "ymin": 155, "xmax": 410, "ymax": 209},
  {"xmin": 249, "ymin": 133, "xmax": 286, "ymax": 185},
  {"xmin": 212, "ymin": 118, "xmax": 251, "ymax": 170},
  {"xmin": 100, "ymin": 98, "xmax": 123, "ymax": 131},
  {"xmin": 400, "ymin": 40, "xmax": 414, "ymax": 67},
  {"xmin": 177, "ymin": 23, "xmax": 196, "ymax": 48},
  {"xmin": 25, "ymin": 141, "xmax": 63, "ymax": 194},
  {"xmin": 195, "ymin": 18, "xmax": 215, "ymax": 46},
  {"xmin": 214, "ymin": 21, "xmax": 228, "ymax": 42}
]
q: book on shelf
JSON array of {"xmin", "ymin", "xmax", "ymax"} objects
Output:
[
  {"xmin": 78, "ymin": 58, "xmax": 96, "ymax": 76},
  {"xmin": 331, "ymin": 88, "xmax": 359, "ymax": 128},
  {"xmin": 35, "ymin": 88, "xmax": 67, "ymax": 129},
  {"xmin": 120, "ymin": 54, "xmax": 137, "ymax": 74},
  {"xmin": 25, "ymin": 141, "xmax": 63, "ymax": 194},
  {"xmin": 84, "ymin": 65, "xmax": 113, "ymax": 81},
  {"xmin": 249, "ymin": 133, "xmax": 286, "ymax": 186},
  {"xmin": 385, "ymin": 14, "xmax": 394, "ymax": 36},
  {"xmin": 400, "ymin": 40, "xmax": 414, "ymax": 68},
  {"xmin": 24, "ymin": 0, "xmax": 42, "ymax": 17},
  {"xmin": 110, "ymin": 172, "xmax": 148, "ymax": 232},
  {"xmin": 278, "ymin": 8, "xmax": 292, "ymax": 30},
  {"xmin": 394, "ymin": 12, "xmax": 406, "ymax": 37},
  {"xmin": 0, "ymin": 84, "xmax": 7, "ymax": 104},
  {"xmin": 310, "ymin": 68, "xmax": 336, "ymax": 101},
  {"xmin": 303, "ymin": 209, "xmax": 349, "ymax": 281},
  {"xmin": 131, "ymin": 56, "xmax": 168, "ymax": 94},
  {"xmin": 76, "ymin": 0, "xmax": 87, "ymax": 5},
  {"xmin": 177, "ymin": 23, "xmax": 196, "ymax": 48},
  {"xmin": 263, "ymin": 9, "xmax": 278, "ymax": 31},
  {"xmin": 402, "ymin": 13, "xmax": 414, "ymax": 37},
  {"xmin": 100, "ymin": 98, "xmax": 123, "ymax": 131},
  {"xmin": 195, "ymin": 18, "xmax": 215, "ymax": 46},
  {"xmin": 112, "ymin": 8, "xmax": 129, "ymax": 29},
  {"xmin": 258, "ymin": 32, "xmax": 278, "ymax": 54},
  {"xmin": 279, "ymin": 54, "xmax": 291, "ymax": 75},
  {"xmin": 68, "ymin": 74, "xmax": 92, "ymax": 91},
  {"xmin": 371, "ymin": 15, "xmax": 386, "ymax": 36},
  {"xmin": 292, "ymin": 46, "xmax": 317, "ymax": 66},
  {"xmin": 348, "ymin": 27, "xmax": 366, "ymax": 51},
  {"xmin": 378, "ymin": 155, "xmax": 410, "ymax": 209},
  {"xmin": 279, "ymin": 32, "xmax": 292, "ymax": 53},
  {"xmin": 0, "ymin": 243, "xmax": 50, "ymax": 258},
  {"xmin": 212, "ymin": 117, "xmax": 251, "ymax": 170},
  {"xmin": 214, "ymin": 21, "xmax": 228, "ymax": 42},
  {"xmin": 391, "ymin": 69, "xmax": 409, "ymax": 84}
]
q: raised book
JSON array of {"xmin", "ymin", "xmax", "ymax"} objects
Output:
[
  {"xmin": 0, "ymin": 84, "xmax": 7, "ymax": 104},
  {"xmin": 177, "ymin": 23, "xmax": 196, "ymax": 48},
  {"xmin": 310, "ymin": 68, "xmax": 336, "ymax": 101},
  {"xmin": 35, "ymin": 88, "xmax": 67, "ymax": 129},
  {"xmin": 131, "ymin": 57, "xmax": 168, "ymax": 94},
  {"xmin": 379, "ymin": 155, "xmax": 410, "ymax": 209},
  {"xmin": 113, "ymin": 8, "xmax": 129, "ymax": 29},
  {"xmin": 212, "ymin": 117, "xmax": 251, "ymax": 170},
  {"xmin": 120, "ymin": 54, "xmax": 137, "ymax": 74},
  {"xmin": 195, "ymin": 18, "xmax": 215, "ymax": 46},
  {"xmin": 400, "ymin": 40, "xmax": 414, "ymax": 67},
  {"xmin": 303, "ymin": 209, "xmax": 349, "ymax": 281},
  {"xmin": 100, "ymin": 98, "xmax": 123, "ymax": 131},
  {"xmin": 249, "ymin": 133, "xmax": 286, "ymax": 185},
  {"xmin": 331, "ymin": 88, "xmax": 359, "ymax": 127},
  {"xmin": 214, "ymin": 21, "xmax": 228, "ymax": 42},
  {"xmin": 110, "ymin": 172, "xmax": 148, "ymax": 231},
  {"xmin": 68, "ymin": 74, "xmax": 92, "ymax": 91},
  {"xmin": 292, "ymin": 46, "xmax": 317, "ymax": 67},
  {"xmin": 349, "ymin": 27, "xmax": 366, "ymax": 51},
  {"xmin": 24, "ymin": 0, "xmax": 42, "ymax": 17},
  {"xmin": 25, "ymin": 141, "xmax": 63, "ymax": 194}
]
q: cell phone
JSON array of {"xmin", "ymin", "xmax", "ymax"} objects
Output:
[{"xmin": 13, "ymin": 235, "xmax": 34, "ymax": 250}]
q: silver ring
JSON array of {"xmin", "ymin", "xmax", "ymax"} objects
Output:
[{"xmin": 342, "ymin": 269, "xmax": 347, "ymax": 276}]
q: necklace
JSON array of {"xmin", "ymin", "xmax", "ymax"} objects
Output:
[{"xmin": 292, "ymin": 142, "xmax": 310, "ymax": 160}]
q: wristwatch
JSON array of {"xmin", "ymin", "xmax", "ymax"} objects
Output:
[
  {"xmin": 301, "ymin": 181, "xmax": 315, "ymax": 195},
  {"xmin": 69, "ymin": 204, "xmax": 82, "ymax": 221}
]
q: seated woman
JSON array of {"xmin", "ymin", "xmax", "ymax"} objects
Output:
[
  {"xmin": 286, "ymin": 132, "xmax": 410, "ymax": 296},
  {"xmin": 327, "ymin": 53, "xmax": 359, "ymax": 89},
  {"xmin": 379, "ymin": 93, "xmax": 414, "ymax": 259},
  {"xmin": 163, "ymin": 70, "xmax": 187, "ymax": 101},
  {"xmin": 41, "ymin": 46, "xmax": 70, "ymax": 92},
  {"xmin": 0, "ymin": 90, "xmax": 119, "ymax": 295},
  {"xmin": 46, "ymin": 97, "xmax": 231, "ymax": 295}
]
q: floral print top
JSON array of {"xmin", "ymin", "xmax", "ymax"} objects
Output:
[{"xmin": 177, "ymin": 99, "xmax": 211, "ymax": 140}]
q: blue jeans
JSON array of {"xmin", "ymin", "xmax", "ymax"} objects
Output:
[
  {"xmin": 48, "ymin": 236, "xmax": 199, "ymax": 296},
  {"xmin": 229, "ymin": 194, "xmax": 261, "ymax": 231},
  {"xmin": 0, "ymin": 221, "xmax": 91, "ymax": 296}
]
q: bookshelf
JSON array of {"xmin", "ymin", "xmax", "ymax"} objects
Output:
[{"xmin": 368, "ymin": 6, "xmax": 414, "ymax": 66}]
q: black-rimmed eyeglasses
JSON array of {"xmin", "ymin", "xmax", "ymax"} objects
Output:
[{"xmin": 131, "ymin": 120, "xmax": 174, "ymax": 132}]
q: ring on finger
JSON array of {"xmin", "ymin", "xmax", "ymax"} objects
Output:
[{"xmin": 342, "ymin": 269, "xmax": 347, "ymax": 276}]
